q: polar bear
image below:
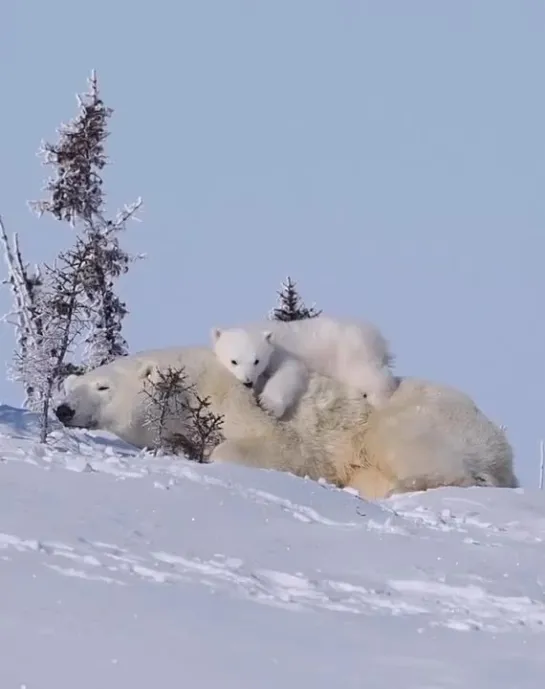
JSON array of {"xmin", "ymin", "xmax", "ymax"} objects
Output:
[
  {"xmin": 54, "ymin": 345, "xmax": 518, "ymax": 499},
  {"xmin": 211, "ymin": 327, "xmax": 310, "ymax": 419},
  {"xmin": 211, "ymin": 315, "xmax": 398, "ymax": 419}
]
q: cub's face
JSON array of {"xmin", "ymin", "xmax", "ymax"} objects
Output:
[{"xmin": 212, "ymin": 328, "xmax": 273, "ymax": 388}]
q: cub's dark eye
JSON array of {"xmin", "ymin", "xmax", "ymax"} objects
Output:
[
  {"xmin": 97, "ymin": 385, "xmax": 109, "ymax": 391},
  {"xmin": 254, "ymin": 359, "xmax": 260, "ymax": 366},
  {"xmin": 231, "ymin": 359, "xmax": 238, "ymax": 366}
]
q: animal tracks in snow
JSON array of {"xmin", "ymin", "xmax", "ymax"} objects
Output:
[
  {"xmin": 1, "ymin": 436, "xmax": 362, "ymax": 529},
  {"xmin": 1, "ymin": 529, "xmax": 544, "ymax": 634},
  {"xmin": 387, "ymin": 491, "xmax": 545, "ymax": 546},
  {"xmin": 389, "ymin": 579, "xmax": 545, "ymax": 633},
  {"xmin": 2, "ymin": 417, "xmax": 545, "ymax": 641}
]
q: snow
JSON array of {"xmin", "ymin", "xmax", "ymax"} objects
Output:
[{"xmin": 1, "ymin": 404, "xmax": 544, "ymax": 688}]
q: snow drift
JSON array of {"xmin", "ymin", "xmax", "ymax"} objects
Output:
[{"xmin": 0, "ymin": 403, "xmax": 544, "ymax": 689}]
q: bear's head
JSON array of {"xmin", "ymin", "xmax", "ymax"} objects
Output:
[
  {"xmin": 54, "ymin": 359, "xmax": 161, "ymax": 440},
  {"xmin": 211, "ymin": 327, "xmax": 273, "ymax": 388}
]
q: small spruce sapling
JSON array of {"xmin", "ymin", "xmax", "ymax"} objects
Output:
[
  {"xmin": 142, "ymin": 365, "xmax": 189, "ymax": 456},
  {"xmin": 141, "ymin": 366, "xmax": 224, "ymax": 462},
  {"xmin": 269, "ymin": 275, "xmax": 322, "ymax": 321},
  {"xmin": 173, "ymin": 392, "xmax": 225, "ymax": 463}
]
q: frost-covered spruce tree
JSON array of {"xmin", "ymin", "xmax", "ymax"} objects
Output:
[
  {"xmin": 29, "ymin": 70, "xmax": 142, "ymax": 370},
  {"xmin": 1, "ymin": 71, "xmax": 142, "ymax": 442},
  {"xmin": 269, "ymin": 276, "xmax": 322, "ymax": 321},
  {"xmin": 1, "ymin": 219, "xmax": 89, "ymax": 440},
  {"xmin": 1, "ymin": 216, "xmax": 44, "ymax": 408}
]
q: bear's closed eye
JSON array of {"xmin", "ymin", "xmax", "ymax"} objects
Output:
[{"xmin": 231, "ymin": 359, "xmax": 238, "ymax": 366}]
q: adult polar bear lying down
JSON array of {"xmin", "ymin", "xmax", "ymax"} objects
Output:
[{"xmin": 55, "ymin": 346, "xmax": 518, "ymax": 499}]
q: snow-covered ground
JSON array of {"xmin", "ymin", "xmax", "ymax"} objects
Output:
[{"xmin": 1, "ymin": 404, "xmax": 544, "ymax": 688}]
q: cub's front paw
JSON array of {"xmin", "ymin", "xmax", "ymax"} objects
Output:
[{"xmin": 258, "ymin": 391, "xmax": 288, "ymax": 419}]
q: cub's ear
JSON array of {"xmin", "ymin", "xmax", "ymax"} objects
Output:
[
  {"xmin": 211, "ymin": 327, "xmax": 222, "ymax": 344},
  {"xmin": 263, "ymin": 330, "xmax": 273, "ymax": 343}
]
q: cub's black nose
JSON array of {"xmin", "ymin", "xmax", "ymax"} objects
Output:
[
  {"xmin": 243, "ymin": 381, "xmax": 253, "ymax": 389},
  {"xmin": 55, "ymin": 403, "xmax": 75, "ymax": 423}
]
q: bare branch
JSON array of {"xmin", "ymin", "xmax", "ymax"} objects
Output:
[{"xmin": 142, "ymin": 366, "xmax": 224, "ymax": 461}]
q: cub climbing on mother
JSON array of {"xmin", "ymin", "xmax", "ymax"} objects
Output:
[{"xmin": 211, "ymin": 315, "xmax": 398, "ymax": 419}]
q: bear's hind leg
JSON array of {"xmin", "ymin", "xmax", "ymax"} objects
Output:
[{"xmin": 343, "ymin": 361, "xmax": 398, "ymax": 409}]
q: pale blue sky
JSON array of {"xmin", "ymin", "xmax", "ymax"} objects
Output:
[{"xmin": 1, "ymin": 1, "xmax": 543, "ymax": 486}]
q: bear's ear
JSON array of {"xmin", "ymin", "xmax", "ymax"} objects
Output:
[
  {"xmin": 263, "ymin": 330, "xmax": 273, "ymax": 344},
  {"xmin": 63, "ymin": 373, "xmax": 80, "ymax": 393},
  {"xmin": 138, "ymin": 361, "xmax": 158, "ymax": 381},
  {"xmin": 211, "ymin": 327, "xmax": 222, "ymax": 344}
]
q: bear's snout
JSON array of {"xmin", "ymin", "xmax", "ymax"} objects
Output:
[
  {"xmin": 55, "ymin": 403, "xmax": 75, "ymax": 423},
  {"xmin": 243, "ymin": 381, "xmax": 253, "ymax": 389}
]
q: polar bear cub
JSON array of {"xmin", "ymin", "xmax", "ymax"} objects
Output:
[
  {"xmin": 211, "ymin": 327, "xmax": 310, "ymax": 418},
  {"xmin": 211, "ymin": 315, "xmax": 398, "ymax": 419}
]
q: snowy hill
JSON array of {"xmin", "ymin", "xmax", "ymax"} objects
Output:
[{"xmin": 1, "ymin": 404, "xmax": 545, "ymax": 688}]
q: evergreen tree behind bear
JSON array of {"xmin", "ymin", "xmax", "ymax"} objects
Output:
[
  {"xmin": 269, "ymin": 276, "xmax": 322, "ymax": 321},
  {"xmin": 1, "ymin": 71, "xmax": 142, "ymax": 442}
]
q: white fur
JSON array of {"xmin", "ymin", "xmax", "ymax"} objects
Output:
[
  {"xmin": 212, "ymin": 315, "xmax": 398, "ymax": 418},
  {"xmin": 211, "ymin": 327, "xmax": 310, "ymax": 418},
  {"xmin": 55, "ymin": 346, "xmax": 518, "ymax": 499}
]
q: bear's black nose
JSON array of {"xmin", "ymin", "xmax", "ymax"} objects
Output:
[
  {"xmin": 55, "ymin": 403, "xmax": 75, "ymax": 423},
  {"xmin": 243, "ymin": 381, "xmax": 253, "ymax": 389}
]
